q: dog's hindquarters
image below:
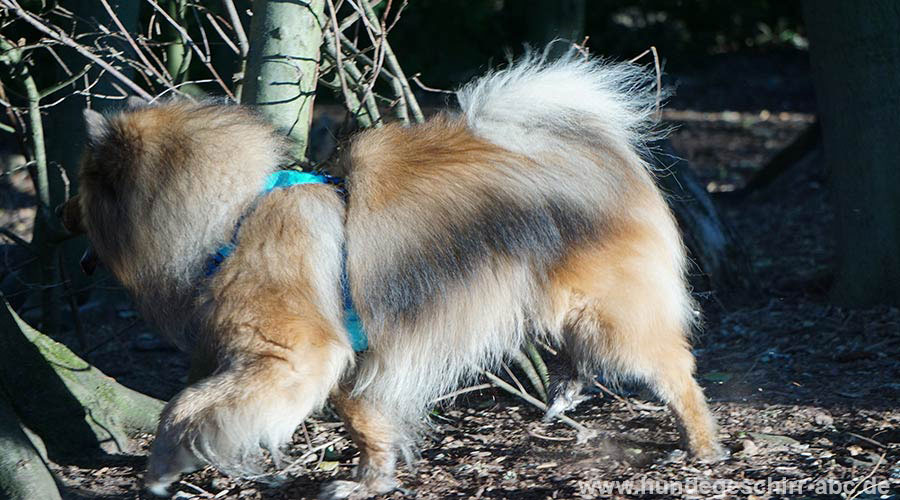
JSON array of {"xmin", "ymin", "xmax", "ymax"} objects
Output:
[
  {"xmin": 545, "ymin": 187, "xmax": 722, "ymax": 459},
  {"xmin": 330, "ymin": 53, "xmax": 722, "ymax": 498},
  {"xmin": 458, "ymin": 51, "xmax": 722, "ymax": 459}
]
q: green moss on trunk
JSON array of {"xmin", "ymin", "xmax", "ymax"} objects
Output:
[{"xmin": 0, "ymin": 300, "xmax": 163, "ymax": 459}]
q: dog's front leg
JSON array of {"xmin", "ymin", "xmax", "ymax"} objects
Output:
[{"xmin": 320, "ymin": 390, "xmax": 399, "ymax": 500}]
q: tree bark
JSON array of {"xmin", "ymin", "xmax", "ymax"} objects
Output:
[
  {"xmin": 804, "ymin": 1, "xmax": 900, "ymax": 306},
  {"xmin": 0, "ymin": 300, "xmax": 163, "ymax": 459},
  {"xmin": 242, "ymin": 0, "xmax": 326, "ymax": 162},
  {"xmin": 653, "ymin": 141, "xmax": 755, "ymax": 292},
  {"xmin": 0, "ymin": 394, "xmax": 61, "ymax": 500}
]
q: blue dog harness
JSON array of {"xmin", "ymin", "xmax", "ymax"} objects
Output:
[{"xmin": 206, "ymin": 170, "xmax": 368, "ymax": 352}]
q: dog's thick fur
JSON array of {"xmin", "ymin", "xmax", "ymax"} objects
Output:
[{"xmin": 64, "ymin": 54, "xmax": 723, "ymax": 498}]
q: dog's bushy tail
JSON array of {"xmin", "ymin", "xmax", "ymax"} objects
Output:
[
  {"xmin": 145, "ymin": 346, "xmax": 349, "ymax": 495},
  {"xmin": 457, "ymin": 50, "xmax": 666, "ymax": 159}
]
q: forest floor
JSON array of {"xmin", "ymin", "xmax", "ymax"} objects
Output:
[{"xmin": 2, "ymin": 49, "xmax": 899, "ymax": 499}]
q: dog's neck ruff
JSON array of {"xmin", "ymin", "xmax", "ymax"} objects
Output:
[{"xmin": 205, "ymin": 170, "xmax": 367, "ymax": 352}]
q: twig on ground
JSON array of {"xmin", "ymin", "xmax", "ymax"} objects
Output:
[
  {"xmin": 632, "ymin": 402, "xmax": 666, "ymax": 412},
  {"xmin": 528, "ymin": 427, "xmax": 574, "ymax": 442},
  {"xmin": 593, "ymin": 380, "xmax": 636, "ymax": 416},
  {"xmin": 178, "ymin": 480, "xmax": 214, "ymax": 498},
  {"xmin": 482, "ymin": 370, "xmax": 596, "ymax": 442},
  {"xmin": 275, "ymin": 437, "xmax": 344, "ymax": 476},
  {"xmin": 301, "ymin": 422, "xmax": 313, "ymax": 451},
  {"xmin": 432, "ymin": 383, "xmax": 492, "ymax": 403},
  {"xmin": 501, "ymin": 362, "xmax": 528, "ymax": 396},
  {"xmin": 847, "ymin": 432, "xmax": 887, "ymax": 450},
  {"xmin": 846, "ymin": 452, "xmax": 885, "ymax": 500}
]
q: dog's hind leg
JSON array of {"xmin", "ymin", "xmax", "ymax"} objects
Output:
[
  {"xmin": 320, "ymin": 390, "xmax": 399, "ymax": 500},
  {"xmin": 547, "ymin": 221, "xmax": 724, "ymax": 461}
]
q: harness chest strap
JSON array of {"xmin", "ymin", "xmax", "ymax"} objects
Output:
[{"xmin": 205, "ymin": 170, "xmax": 368, "ymax": 352}]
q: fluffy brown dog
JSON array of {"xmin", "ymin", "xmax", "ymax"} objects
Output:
[{"xmin": 62, "ymin": 54, "xmax": 723, "ymax": 498}]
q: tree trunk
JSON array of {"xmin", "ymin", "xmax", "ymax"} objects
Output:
[
  {"xmin": 653, "ymin": 141, "xmax": 755, "ymax": 292},
  {"xmin": 0, "ymin": 300, "xmax": 163, "ymax": 460},
  {"xmin": 241, "ymin": 0, "xmax": 326, "ymax": 162},
  {"xmin": 0, "ymin": 394, "xmax": 60, "ymax": 500},
  {"xmin": 803, "ymin": 1, "xmax": 900, "ymax": 306}
]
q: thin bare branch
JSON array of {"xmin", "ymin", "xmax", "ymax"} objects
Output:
[
  {"xmin": 481, "ymin": 370, "xmax": 596, "ymax": 442},
  {"xmin": 0, "ymin": 36, "xmax": 50, "ymax": 209},
  {"xmin": 0, "ymin": 0, "xmax": 153, "ymax": 100},
  {"xmin": 99, "ymin": 0, "xmax": 171, "ymax": 88},
  {"xmin": 190, "ymin": 7, "xmax": 212, "ymax": 62},
  {"xmin": 432, "ymin": 383, "xmax": 492, "ymax": 404},
  {"xmin": 410, "ymin": 74, "xmax": 454, "ymax": 94},
  {"xmin": 202, "ymin": 11, "xmax": 239, "ymax": 55},
  {"xmin": 221, "ymin": 0, "xmax": 249, "ymax": 57},
  {"xmin": 142, "ymin": 0, "xmax": 235, "ymax": 99},
  {"xmin": 39, "ymin": 64, "xmax": 91, "ymax": 99},
  {"xmin": 321, "ymin": 42, "xmax": 382, "ymax": 127},
  {"xmin": 325, "ymin": 0, "xmax": 354, "ymax": 118},
  {"xmin": 357, "ymin": 0, "xmax": 423, "ymax": 123}
]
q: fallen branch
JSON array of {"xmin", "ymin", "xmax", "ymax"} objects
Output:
[
  {"xmin": 846, "ymin": 452, "xmax": 886, "ymax": 500},
  {"xmin": 593, "ymin": 380, "xmax": 636, "ymax": 416},
  {"xmin": 432, "ymin": 383, "xmax": 492, "ymax": 404},
  {"xmin": 481, "ymin": 370, "xmax": 596, "ymax": 442}
]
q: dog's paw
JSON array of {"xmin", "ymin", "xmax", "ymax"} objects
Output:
[
  {"xmin": 319, "ymin": 480, "xmax": 371, "ymax": 500},
  {"xmin": 143, "ymin": 477, "xmax": 174, "ymax": 498},
  {"xmin": 319, "ymin": 477, "xmax": 404, "ymax": 500},
  {"xmin": 543, "ymin": 380, "xmax": 587, "ymax": 421},
  {"xmin": 693, "ymin": 442, "xmax": 730, "ymax": 463},
  {"xmin": 663, "ymin": 448, "xmax": 688, "ymax": 464}
]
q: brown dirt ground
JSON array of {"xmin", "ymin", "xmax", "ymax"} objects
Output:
[{"xmin": 2, "ymin": 51, "xmax": 899, "ymax": 500}]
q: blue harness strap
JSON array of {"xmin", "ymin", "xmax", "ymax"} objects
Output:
[
  {"xmin": 262, "ymin": 170, "xmax": 329, "ymax": 192},
  {"xmin": 206, "ymin": 170, "xmax": 367, "ymax": 352}
]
